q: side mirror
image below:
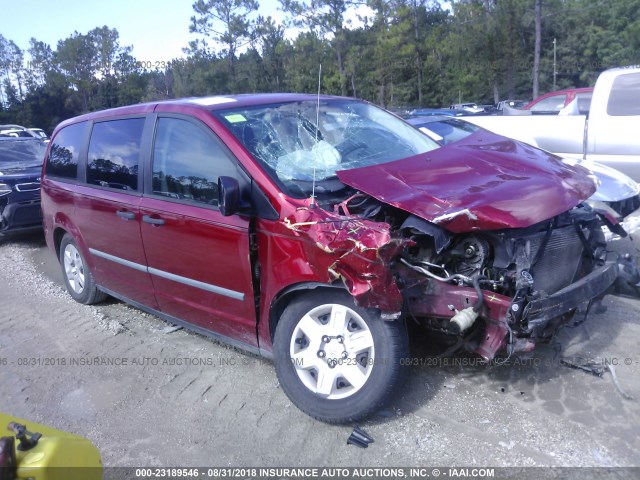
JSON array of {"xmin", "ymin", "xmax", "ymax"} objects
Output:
[{"xmin": 218, "ymin": 176, "xmax": 240, "ymax": 217}]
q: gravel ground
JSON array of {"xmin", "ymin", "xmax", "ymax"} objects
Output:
[{"xmin": 1, "ymin": 231, "xmax": 639, "ymax": 470}]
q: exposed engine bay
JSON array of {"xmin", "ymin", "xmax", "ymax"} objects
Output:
[{"xmin": 292, "ymin": 189, "xmax": 636, "ymax": 362}]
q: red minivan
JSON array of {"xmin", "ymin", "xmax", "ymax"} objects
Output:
[{"xmin": 41, "ymin": 94, "xmax": 626, "ymax": 423}]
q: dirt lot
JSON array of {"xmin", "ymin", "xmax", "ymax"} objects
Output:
[{"xmin": 1, "ymin": 231, "xmax": 640, "ymax": 469}]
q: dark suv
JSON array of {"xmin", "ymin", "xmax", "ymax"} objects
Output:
[
  {"xmin": 0, "ymin": 137, "xmax": 46, "ymax": 236},
  {"xmin": 41, "ymin": 94, "xmax": 632, "ymax": 423}
]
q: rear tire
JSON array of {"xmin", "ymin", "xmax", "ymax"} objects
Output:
[
  {"xmin": 273, "ymin": 289, "xmax": 408, "ymax": 423},
  {"xmin": 59, "ymin": 234, "xmax": 108, "ymax": 305}
]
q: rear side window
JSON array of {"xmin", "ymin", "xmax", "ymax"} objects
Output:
[
  {"xmin": 87, "ymin": 118, "xmax": 145, "ymax": 191},
  {"xmin": 45, "ymin": 122, "xmax": 85, "ymax": 179},
  {"xmin": 607, "ymin": 72, "xmax": 640, "ymax": 116},
  {"xmin": 575, "ymin": 92, "xmax": 592, "ymax": 114},
  {"xmin": 151, "ymin": 118, "xmax": 236, "ymax": 205}
]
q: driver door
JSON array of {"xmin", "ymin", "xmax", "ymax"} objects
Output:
[{"xmin": 139, "ymin": 115, "xmax": 258, "ymax": 346}]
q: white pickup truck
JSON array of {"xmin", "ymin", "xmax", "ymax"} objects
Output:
[{"xmin": 467, "ymin": 66, "xmax": 640, "ymax": 180}]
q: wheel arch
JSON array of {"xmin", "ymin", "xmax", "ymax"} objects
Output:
[
  {"xmin": 268, "ymin": 282, "xmax": 346, "ymax": 342},
  {"xmin": 52, "ymin": 226, "xmax": 68, "ymax": 259},
  {"xmin": 49, "ymin": 214, "xmax": 90, "ymax": 266}
]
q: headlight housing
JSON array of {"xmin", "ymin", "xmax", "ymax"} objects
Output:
[
  {"xmin": 586, "ymin": 199, "xmax": 622, "ymax": 221},
  {"xmin": 0, "ymin": 183, "xmax": 12, "ymax": 197}
]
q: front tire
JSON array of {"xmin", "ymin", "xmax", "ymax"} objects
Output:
[
  {"xmin": 273, "ymin": 290, "xmax": 408, "ymax": 423},
  {"xmin": 59, "ymin": 234, "xmax": 108, "ymax": 305}
]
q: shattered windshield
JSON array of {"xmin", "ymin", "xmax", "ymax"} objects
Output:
[{"xmin": 213, "ymin": 99, "xmax": 439, "ymax": 195}]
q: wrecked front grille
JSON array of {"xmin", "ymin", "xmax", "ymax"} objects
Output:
[{"xmin": 529, "ymin": 226, "xmax": 584, "ymax": 295}]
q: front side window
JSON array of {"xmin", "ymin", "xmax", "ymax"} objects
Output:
[
  {"xmin": 213, "ymin": 99, "xmax": 438, "ymax": 196},
  {"xmin": 607, "ymin": 72, "xmax": 640, "ymax": 116},
  {"xmin": 152, "ymin": 118, "xmax": 235, "ymax": 205},
  {"xmin": 45, "ymin": 122, "xmax": 85, "ymax": 179},
  {"xmin": 87, "ymin": 118, "xmax": 144, "ymax": 191}
]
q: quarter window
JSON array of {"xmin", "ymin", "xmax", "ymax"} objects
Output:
[
  {"xmin": 574, "ymin": 92, "xmax": 592, "ymax": 114},
  {"xmin": 151, "ymin": 118, "xmax": 235, "ymax": 205},
  {"xmin": 87, "ymin": 118, "xmax": 144, "ymax": 191},
  {"xmin": 45, "ymin": 122, "xmax": 85, "ymax": 179}
]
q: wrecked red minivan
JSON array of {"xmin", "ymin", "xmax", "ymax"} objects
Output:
[{"xmin": 41, "ymin": 94, "xmax": 632, "ymax": 423}]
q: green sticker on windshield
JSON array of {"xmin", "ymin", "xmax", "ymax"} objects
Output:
[{"xmin": 225, "ymin": 114, "xmax": 247, "ymax": 123}]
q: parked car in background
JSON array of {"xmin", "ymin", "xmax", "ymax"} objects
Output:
[
  {"xmin": 27, "ymin": 128, "xmax": 49, "ymax": 142},
  {"xmin": 0, "ymin": 124, "xmax": 48, "ymax": 141},
  {"xmin": 42, "ymin": 94, "xmax": 635, "ymax": 423},
  {"xmin": 0, "ymin": 137, "xmax": 46, "ymax": 236},
  {"xmin": 449, "ymin": 102, "xmax": 484, "ymax": 114},
  {"xmin": 478, "ymin": 104, "xmax": 499, "ymax": 114},
  {"xmin": 406, "ymin": 115, "xmax": 480, "ymax": 145},
  {"xmin": 524, "ymin": 87, "xmax": 593, "ymax": 114},
  {"xmin": 1, "ymin": 128, "xmax": 35, "ymax": 139},
  {"xmin": 467, "ymin": 66, "xmax": 640, "ymax": 180},
  {"xmin": 496, "ymin": 99, "xmax": 527, "ymax": 112},
  {"xmin": 406, "ymin": 115, "xmax": 640, "ymax": 219},
  {"xmin": 408, "ymin": 107, "xmax": 469, "ymax": 117}
]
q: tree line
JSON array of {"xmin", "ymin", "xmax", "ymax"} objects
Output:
[{"xmin": 1, "ymin": 0, "xmax": 639, "ymax": 133}]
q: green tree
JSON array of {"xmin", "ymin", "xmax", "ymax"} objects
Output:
[
  {"xmin": 0, "ymin": 34, "xmax": 11, "ymax": 106},
  {"xmin": 25, "ymin": 39, "xmax": 55, "ymax": 89},
  {"xmin": 0, "ymin": 37, "xmax": 26, "ymax": 102},
  {"xmin": 255, "ymin": 16, "xmax": 287, "ymax": 91},
  {"xmin": 55, "ymin": 32, "xmax": 98, "ymax": 112},
  {"xmin": 280, "ymin": 0, "xmax": 367, "ymax": 96},
  {"xmin": 281, "ymin": 31, "xmax": 337, "ymax": 93},
  {"xmin": 548, "ymin": 0, "xmax": 640, "ymax": 89},
  {"xmin": 359, "ymin": 0, "xmax": 398, "ymax": 106},
  {"xmin": 190, "ymin": 0, "xmax": 259, "ymax": 86}
]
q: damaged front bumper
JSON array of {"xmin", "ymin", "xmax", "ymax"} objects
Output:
[
  {"xmin": 404, "ymin": 257, "xmax": 631, "ymax": 362},
  {"xmin": 526, "ymin": 261, "xmax": 619, "ymax": 332},
  {"xmin": 281, "ymin": 194, "xmax": 637, "ymax": 365}
]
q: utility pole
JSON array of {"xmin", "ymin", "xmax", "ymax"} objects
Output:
[
  {"xmin": 553, "ymin": 38, "xmax": 557, "ymax": 91},
  {"xmin": 533, "ymin": 0, "xmax": 542, "ymax": 99}
]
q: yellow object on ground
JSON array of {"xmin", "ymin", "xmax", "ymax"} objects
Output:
[{"xmin": 0, "ymin": 413, "xmax": 101, "ymax": 480}]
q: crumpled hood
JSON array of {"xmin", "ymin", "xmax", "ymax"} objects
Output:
[{"xmin": 337, "ymin": 131, "xmax": 597, "ymax": 233}]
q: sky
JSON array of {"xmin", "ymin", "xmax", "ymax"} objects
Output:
[{"xmin": 1, "ymin": 0, "xmax": 287, "ymax": 63}]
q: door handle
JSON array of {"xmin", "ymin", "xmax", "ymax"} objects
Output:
[
  {"xmin": 142, "ymin": 215, "xmax": 165, "ymax": 226},
  {"xmin": 116, "ymin": 210, "xmax": 136, "ymax": 220}
]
